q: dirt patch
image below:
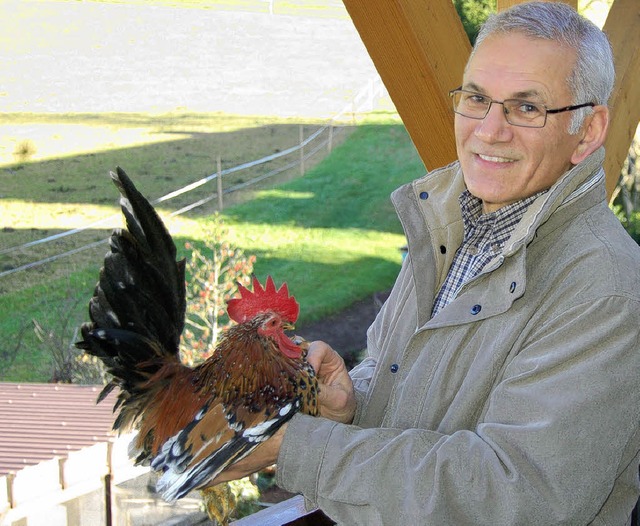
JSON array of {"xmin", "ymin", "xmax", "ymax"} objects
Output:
[{"xmin": 296, "ymin": 290, "xmax": 391, "ymax": 369}]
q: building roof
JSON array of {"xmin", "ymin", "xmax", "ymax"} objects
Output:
[{"xmin": 0, "ymin": 382, "xmax": 117, "ymax": 476}]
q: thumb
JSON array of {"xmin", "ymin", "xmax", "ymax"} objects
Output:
[{"xmin": 306, "ymin": 340, "xmax": 335, "ymax": 372}]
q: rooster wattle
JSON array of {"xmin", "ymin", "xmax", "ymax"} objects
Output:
[{"xmin": 76, "ymin": 167, "xmax": 318, "ymax": 522}]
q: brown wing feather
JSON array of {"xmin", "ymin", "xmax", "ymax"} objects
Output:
[
  {"xmin": 151, "ymin": 325, "xmax": 317, "ymax": 501},
  {"xmin": 181, "ymin": 402, "xmax": 285, "ymax": 469},
  {"xmin": 131, "ymin": 362, "xmax": 203, "ymax": 456}
]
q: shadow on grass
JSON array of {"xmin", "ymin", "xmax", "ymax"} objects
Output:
[{"xmin": 2, "ymin": 116, "xmax": 334, "ymax": 209}]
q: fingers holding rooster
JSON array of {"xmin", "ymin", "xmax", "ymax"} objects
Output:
[
  {"xmin": 208, "ymin": 341, "xmax": 355, "ymax": 487},
  {"xmin": 306, "ymin": 341, "xmax": 356, "ymax": 424}
]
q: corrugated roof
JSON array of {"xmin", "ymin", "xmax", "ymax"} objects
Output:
[{"xmin": 0, "ymin": 382, "xmax": 118, "ymax": 476}]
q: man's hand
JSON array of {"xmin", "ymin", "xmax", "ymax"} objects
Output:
[{"xmin": 307, "ymin": 340, "xmax": 356, "ymax": 424}]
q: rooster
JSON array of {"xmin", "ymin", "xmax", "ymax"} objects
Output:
[{"xmin": 76, "ymin": 167, "xmax": 318, "ymax": 524}]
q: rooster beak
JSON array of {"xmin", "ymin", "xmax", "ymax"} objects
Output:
[{"xmin": 282, "ymin": 322, "xmax": 295, "ymax": 332}]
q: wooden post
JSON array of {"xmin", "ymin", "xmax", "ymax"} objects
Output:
[
  {"xmin": 105, "ymin": 441, "xmax": 117, "ymax": 526},
  {"xmin": 104, "ymin": 474, "xmax": 113, "ymax": 526},
  {"xmin": 217, "ymin": 155, "xmax": 223, "ymax": 211},
  {"xmin": 299, "ymin": 125, "xmax": 305, "ymax": 176},
  {"xmin": 327, "ymin": 123, "xmax": 333, "ymax": 154},
  {"xmin": 6, "ymin": 473, "xmax": 15, "ymax": 509},
  {"xmin": 58, "ymin": 457, "xmax": 65, "ymax": 489},
  {"xmin": 602, "ymin": 0, "xmax": 640, "ymax": 201},
  {"xmin": 342, "ymin": 0, "xmax": 469, "ymax": 171}
]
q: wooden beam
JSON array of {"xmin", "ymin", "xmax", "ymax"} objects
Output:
[
  {"xmin": 602, "ymin": 0, "xmax": 640, "ymax": 200},
  {"xmin": 497, "ymin": 0, "xmax": 577, "ymax": 10},
  {"xmin": 342, "ymin": 0, "xmax": 470, "ymax": 171}
]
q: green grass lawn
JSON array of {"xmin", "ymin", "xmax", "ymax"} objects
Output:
[{"xmin": 0, "ymin": 113, "xmax": 425, "ymax": 382}]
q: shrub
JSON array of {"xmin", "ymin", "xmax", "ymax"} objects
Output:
[
  {"xmin": 614, "ymin": 205, "xmax": 640, "ymax": 245},
  {"xmin": 453, "ymin": 0, "xmax": 496, "ymax": 44},
  {"xmin": 612, "ymin": 138, "xmax": 640, "ymax": 245},
  {"xmin": 32, "ymin": 288, "xmax": 107, "ymax": 384},
  {"xmin": 179, "ymin": 215, "xmax": 257, "ymax": 366}
]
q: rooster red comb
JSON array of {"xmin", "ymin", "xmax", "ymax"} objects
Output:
[{"xmin": 227, "ymin": 276, "xmax": 300, "ymax": 324}]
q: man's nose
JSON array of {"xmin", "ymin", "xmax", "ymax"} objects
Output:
[{"xmin": 474, "ymin": 102, "xmax": 513, "ymax": 142}]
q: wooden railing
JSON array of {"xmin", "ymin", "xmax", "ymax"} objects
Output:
[
  {"xmin": 234, "ymin": 495, "xmax": 335, "ymax": 526},
  {"xmin": 234, "ymin": 495, "xmax": 639, "ymax": 525}
]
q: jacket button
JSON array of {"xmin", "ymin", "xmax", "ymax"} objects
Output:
[
  {"xmin": 510, "ymin": 281, "xmax": 517, "ymax": 293},
  {"xmin": 440, "ymin": 245, "xmax": 447, "ymax": 254},
  {"xmin": 419, "ymin": 191, "xmax": 429, "ymax": 200},
  {"xmin": 390, "ymin": 363, "xmax": 399, "ymax": 373},
  {"xmin": 470, "ymin": 304, "xmax": 482, "ymax": 315}
]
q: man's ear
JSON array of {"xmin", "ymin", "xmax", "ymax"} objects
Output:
[{"xmin": 571, "ymin": 105, "xmax": 609, "ymax": 165}]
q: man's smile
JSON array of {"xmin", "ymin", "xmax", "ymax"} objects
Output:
[{"xmin": 477, "ymin": 153, "xmax": 516, "ymax": 164}]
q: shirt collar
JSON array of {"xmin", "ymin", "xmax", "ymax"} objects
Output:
[{"xmin": 459, "ymin": 190, "xmax": 546, "ymax": 246}]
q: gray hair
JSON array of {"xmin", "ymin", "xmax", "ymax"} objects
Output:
[{"xmin": 471, "ymin": 1, "xmax": 615, "ymax": 134}]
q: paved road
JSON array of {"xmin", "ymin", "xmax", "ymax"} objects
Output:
[{"xmin": 0, "ymin": 0, "xmax": 379, "ymax": 117}]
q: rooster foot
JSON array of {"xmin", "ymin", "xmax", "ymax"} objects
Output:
[{"xmin": 201, "ymin": 483, "xmax": 237, "ymax": 526}]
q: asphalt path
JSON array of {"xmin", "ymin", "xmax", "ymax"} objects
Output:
[{"xmin": 0, "ymin": 0, "xmax": 379, "ymax": 117}]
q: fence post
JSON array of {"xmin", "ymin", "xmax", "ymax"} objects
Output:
[
  {"xmin": 217, "ymin": 155, "xmax": 223, "ymax": 211},
  {"xmin": 7, "ymin": 473, "xmax": 15, "ymax": 508},
  {"xmin": 104, "ymin": 441, "xmax": 114, "ymax": 526},
  {"xmin": 327, "ymin": 123, "xmax": 333, "ymax": 154},
  {"xmin": 299, "ymin": 125, "xmax": 305, "ymax": 176}
]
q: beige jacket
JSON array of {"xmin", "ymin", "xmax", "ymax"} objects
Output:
[{"xmin": 277, "ymin": 148, "xmax": 640, "ymax": 525}]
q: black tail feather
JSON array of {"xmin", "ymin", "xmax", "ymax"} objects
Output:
[
  {"xmin": 76, "ymin": 167, "xmax": 187, "ymax": 415},
  {"xmin": 112, "ymin": 167, "xmax": 185, "ymax": 342}
]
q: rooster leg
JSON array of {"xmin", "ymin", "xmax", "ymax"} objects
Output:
[{"xmin": 200, "ymin": 483, "xmax": 237, "ymax": 526}]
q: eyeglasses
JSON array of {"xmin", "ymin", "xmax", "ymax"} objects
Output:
[{"xmin": 449, "ymin": 87, "xmax": 595, "ymax": 128}]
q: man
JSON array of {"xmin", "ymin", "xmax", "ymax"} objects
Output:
[{"xmin": 218, "ymin": 2, "xmax": 640, "ymax": 524}]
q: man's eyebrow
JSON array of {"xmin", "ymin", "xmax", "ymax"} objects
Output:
[
  {"xmin": 462, "ymin": 82, "xmax": 546, "ymax": 102},
  {"xmin": 511, "ymin": 89, "xmax": 545, "ymax": 101},
  {"xmin": 462, "ymin": 81, "xmax": 485, "ymax": 93}
]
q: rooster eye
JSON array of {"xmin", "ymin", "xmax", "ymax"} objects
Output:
[{"xmin": 263, "ymin": 317, "xmax": 278, "ymax": 329}]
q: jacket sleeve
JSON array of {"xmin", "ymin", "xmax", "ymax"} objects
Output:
[
  {"xmin": 348, "ymin": 356, "xmax": 376, "ymax": 424},
  {"xmin": 347, "ymin": 256, "xmax": 419, "ymax": 424},
  {"xmin": 276, "ymin": 296, "xmax": 640, "ymax": 525}
]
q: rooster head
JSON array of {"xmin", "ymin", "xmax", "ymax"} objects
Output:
[{"xmin": 227, "ymin": 276, "xmax": 302, "ymax": 359}]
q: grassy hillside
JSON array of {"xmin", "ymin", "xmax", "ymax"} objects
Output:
[{"xmin": 0, "ymin": 114, "xmax": 425, "ymax": 382}]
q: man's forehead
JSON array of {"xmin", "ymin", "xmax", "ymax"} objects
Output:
[{"xmin": 462, "ymin": 33, "xmax": 575, "ymax": 102}]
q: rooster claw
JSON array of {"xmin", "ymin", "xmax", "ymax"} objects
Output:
[{"xmin": 201, "ymin": 483, "xmax": 236, "ymax": 526}]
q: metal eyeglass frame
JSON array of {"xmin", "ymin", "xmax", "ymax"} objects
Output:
[{"xmin": 449, "ymin": 87, "xmax": 595, "ymax": 128}]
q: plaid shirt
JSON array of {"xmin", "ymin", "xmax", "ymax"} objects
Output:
[{"xmin": 431, "ymin": 190, "xmax": 543, "ymax": 318}]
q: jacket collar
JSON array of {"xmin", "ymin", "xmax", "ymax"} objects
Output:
[
  {"xmin": 391, "ymin": 148, "xmax": 607, "ymax": 327},
  {"xmin": 393, "ymin": 147, "xmax": 607, "ymax": 260},
  {"xmin": 503, "ymin": 147, "xmax": 606, "ymax": 257}
]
